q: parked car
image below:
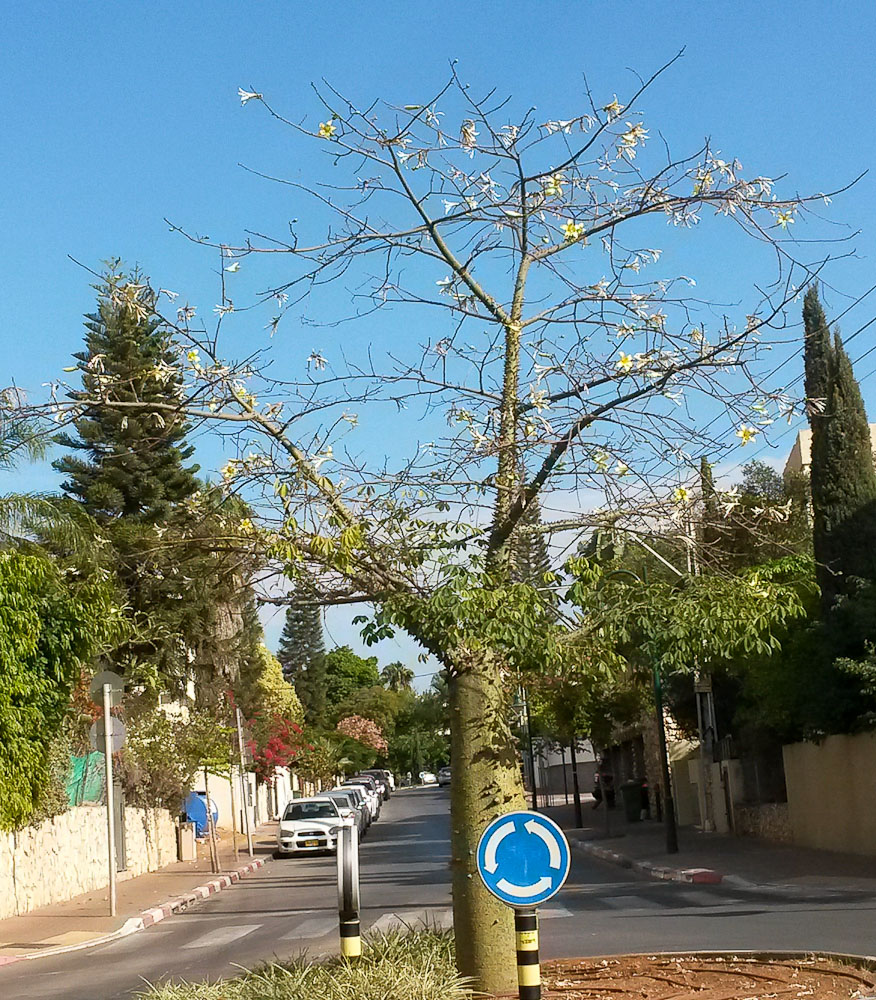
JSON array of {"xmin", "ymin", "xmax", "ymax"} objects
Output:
[
  {"xmin": 334, "ymin": 784, "xmax": 371, "ymax": 829},
  {"xmin": 419, "ymin": 770, "xmax": 438, "ymax": 785},
  {"xmin": 275, "ymin": 797, "xmax": 345, "ymax": 857},
  {"xmin": 437, "ymin": 766, "xmax": 451, "ymax": 787},
  {"xmin": 362, "ymin": 767, "xmax": 395, "ymax": 801},
  {"xmin": 342, "ymin": 778, "xmax": 381, "ymax": 820},
  {"xmin": 360, "ymin": 768, "xmax": 391, "ymax": 800},
  {"xmin": 321, "ymin": 788, "xmax": 369, "ymax": 837}
]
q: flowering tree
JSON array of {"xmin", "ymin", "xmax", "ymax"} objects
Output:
[
  {"xmin": 28, "ymin": 61, "xmax": 851, "ymax": 991},
  {"xmin": 336, "ymin": 714, "xmax": 388, "ymax": 754},
  {"xmin": 246, "ymin": 714, "xmax": 304, "ymax": 785}
]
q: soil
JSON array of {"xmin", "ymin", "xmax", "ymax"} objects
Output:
[{"xmin": 539, "ymin": 954, "xmax": 876, "ymax": 999}]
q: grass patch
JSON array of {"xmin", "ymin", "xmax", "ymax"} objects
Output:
[{"xmin": 135, "ymin": 927, "xmax": 475, "ymax": 1000}]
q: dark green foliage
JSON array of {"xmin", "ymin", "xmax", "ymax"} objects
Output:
[
  {"xmin": 324, "ymin": 646, "xmax": 380, "ymax": 710},
  {"xmin": 54, "ymin": 266, "xmax": 199, "ymax": 523},
  {"xmin": 380, "ymin": 661, "xmax": 414, "ymax": 692},
  {"xmin": 804, "ymin": 286, "xmax": 876, "ymax": 607},
  {"xmin": 277, "ymin": 580, "xmax": 326, "ymax": 688},
  {"xmin": 510, "ymin": 493, "xmax": 553, "ymax": 597},
  {"xmin": 51, "ymin": 268, "xmax": 263, "ymax": 698},
  {"xmin": 0, "ymin": 550, "xmax": 122, "ymax": 829}
]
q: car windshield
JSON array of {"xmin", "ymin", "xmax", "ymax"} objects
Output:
[{"xmin": 283, "ymin": 801, "xmax": 337, "ymax": 821}]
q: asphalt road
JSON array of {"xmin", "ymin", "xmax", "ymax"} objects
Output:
[{"xmin": 5, "ymin": 788, "xmax": 876, "ymax": 999}]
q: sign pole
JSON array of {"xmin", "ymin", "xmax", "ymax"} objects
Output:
[
  {"xmin": 476, "ymin": 810, "xmax": 570, "ymax": 1000},
  {"xmin": 514, "ymin": 908, "xmax": 541, "ymax": 1000},
  {"xmin": 235, "ymin": 707, "xmax": 254, "ymax": 858},
  {"xmin": 102, "ymin": 682, "xmax": 117, "ymax": 918}
]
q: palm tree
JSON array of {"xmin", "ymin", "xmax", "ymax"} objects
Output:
[{"xmin": 381, "ymin": 661, "xmax": 415, "ymax": 692}]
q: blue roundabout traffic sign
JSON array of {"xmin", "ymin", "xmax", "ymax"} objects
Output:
[{"xmin": 476, "ymin": 810, "xmax": 570, "ymax": 907}]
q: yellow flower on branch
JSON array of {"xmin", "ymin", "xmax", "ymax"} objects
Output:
[
  {"xmin": 318, "ymin": 120, "xmax": 337, "ymax": 139},
  {"xmin": 673, "ymin": 486, "xmax": 690, "ymax": 504},
  {"xmin": 561, "ymin": 220, "xmax": 586, "ymax": 242},
  {"xmin": 736, "ymin": 424, "xmax": 758, "ymax": 445},
  {"xmin": 616, "ymin": 352, "xmax": 634, "ymax": 373},
  {"xmin": 776, "ymin": 210, "xmax": 795, "ymax": 229}
]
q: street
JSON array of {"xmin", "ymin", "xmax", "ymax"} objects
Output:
[{"xmin": 5, "ymin": 789, "xmax": 876, "ymax": 999}]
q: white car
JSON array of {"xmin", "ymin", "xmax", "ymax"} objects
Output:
[
  {"xmin": 342, "ymin": 780, "xmax": 381, "ymax": 820},
  {"xmin": 275, "ymin": 797, "xmax": 343, "ymax": 856},
  {"xmin": 420, "ymin": 771, "xmax": 438, "ymax": 785}
]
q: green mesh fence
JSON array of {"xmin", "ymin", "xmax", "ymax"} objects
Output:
[{"xmin": 66, "ymin": 752, "xmax": 105, "ymax": 806}]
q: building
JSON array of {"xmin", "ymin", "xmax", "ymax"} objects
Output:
[{"xmin": 784, "ymin": 425, "xmax": 876, "ymax": 477}]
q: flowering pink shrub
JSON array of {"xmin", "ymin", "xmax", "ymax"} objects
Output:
[{"xmin": 336, "ymin": 715, "xmax": 388, "ymax": 754}]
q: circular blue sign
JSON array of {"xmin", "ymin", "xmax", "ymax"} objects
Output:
[{"xmin": 476, "ymin": 810, "xmax": 570, "ymax": 907}]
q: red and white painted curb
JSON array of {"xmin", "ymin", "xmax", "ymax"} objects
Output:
[
  {"xmin": 0, "ymin": 858, "xmax": 266, "ymax": 967},
  {"xmin": 573, "ymin": 839, "xmax": 723, "ymax": 885}
]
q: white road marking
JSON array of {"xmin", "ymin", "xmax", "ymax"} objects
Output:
[
  {"xmin": 599, "ymin": 894, "xmax": 656, "ymax": 910},
  {"xmin": 281, "ymin": 916, "xmax": 338, "ymax": 939},
  {"xmin": 181, "ymin": 923, "xmax": 261, "ymax": 949},
  {"xmin": 540, "ymin": 905, "xmax": 573, "ymax": 919}
]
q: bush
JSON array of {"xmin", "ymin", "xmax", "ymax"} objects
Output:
[{"xmin": 135, "ymin": 928, "xmax": 472, "ymax": 1000}]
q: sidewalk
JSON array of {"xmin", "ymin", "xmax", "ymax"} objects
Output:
[
  {"xmin": 0, "ymin": 825, "xmax": 277, "ymax": 965},
  {"xmin": 543, "ymin": 799, "xmax": 876, "ymax": 893}
]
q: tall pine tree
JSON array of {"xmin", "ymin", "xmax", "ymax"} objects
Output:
[
  {"xmin": 277, "ymin": 577, "xmax": 327, "ymax": 724},
  {"xmin": 54, "ymin": 266, "xmax": 203, "ymax": 692},
  {"xmin": 804, "ymin": 286, "xmax": 876, "ymax": 607},
  {"xmin": 55, "ymin": 265, "xmax": 199, "ymax": 522}
]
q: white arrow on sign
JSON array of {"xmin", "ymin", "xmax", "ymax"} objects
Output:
[
  {"xmin": 525, "ymin": 819, "xmax": 562, "ymax": 870},
  {"xmin": 495, "ymin": 876, "xmax": 553, "ymax": 899},
  {"xmin": 483, "ymin": 819, "xmax": 515, "ymax": 874}
]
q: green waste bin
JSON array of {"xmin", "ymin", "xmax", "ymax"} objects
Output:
[{"xmin": 620, "ymin": 780, "xmax": 643, "ymax": 822}]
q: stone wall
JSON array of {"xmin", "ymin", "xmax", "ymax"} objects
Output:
[
  {"xmin": 733, "ymin": 802, "xmax": 792, "ymax": 843},
  {"xmin": 784, "ymin": 732, "xmax": 876, "ymax": 855},
  {"xmin": 0, "ymin": 805, "xmax": 177, "ymax": 919}
]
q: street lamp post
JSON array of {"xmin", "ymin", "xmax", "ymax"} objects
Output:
[{"xmin": 597, "ymin": 569, "xmax": 679, "ymax": 855}]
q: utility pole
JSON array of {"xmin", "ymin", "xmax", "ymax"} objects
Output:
[
  {"xmin": 235, "ymin": 706, "xmax": 254, "ymax": 857},
  {"xmin": 103, "ymin": 683, "xmax": 117, "ymax": 916}
]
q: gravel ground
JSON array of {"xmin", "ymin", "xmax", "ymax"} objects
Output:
[{"xmin": 538, "ymin": 954, "xmax": 876, "ymax": 998}]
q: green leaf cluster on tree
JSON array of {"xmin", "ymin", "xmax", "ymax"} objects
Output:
[{"xmin": 0, "ymin": 549, "xmax": 124, "ymax": 829}]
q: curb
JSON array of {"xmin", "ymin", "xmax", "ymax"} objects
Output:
[
  {"xmin": 0, "ymin": 858, "xmax": 266, "ymax": 968},
  {"xmin": 573, "ymin": 838, "xmax": 723, "ymax": 885}
]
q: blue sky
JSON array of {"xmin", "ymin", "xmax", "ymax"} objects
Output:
[{"xmin": 3, "ymin": 2, "xmax": 875, "ymax": 675}]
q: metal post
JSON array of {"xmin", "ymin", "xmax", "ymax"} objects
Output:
[
  {"xmin": 235, "ymin": 707, "xmax": 254, "ymax": 857},
  {"xmin": 229, "ymin": 762, "xmax": 240, "ymax": 865},
  {"xmin": 337, "ymin": 821, "xmax": 361, "ymax": 959},
  {"xmin": 523, "ymin": 687, "xmax": 538, "ymax": 811},
  {"xmin": 653, "ymin": 663, "xmax": 679, "ymax": 854},
  {"xmin": 560, "ymin": 746, "xmax": 569, "ymax": 805},
  {"xmin": 514, "ymin": 908, "xmax": 541, "ymax": 999},
  {"xmin": 103, "ymin": 683, "xmax": 116, "ymax": 917},
  {"xmin": 569, "ymin": 740, "xmax": 582, "ymax": 828}
]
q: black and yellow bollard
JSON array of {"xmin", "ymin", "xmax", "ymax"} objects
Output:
[
  {"xmin": 337, "ymin": 822, "xmax": 361, "ymax": 959},
  {"xmin": 339, "ymin": 910, "xmax": 362, "ymax": 958},
  {"xmin": 514, "ymin": 908, "xmax": 541, "ymax": 1000}
]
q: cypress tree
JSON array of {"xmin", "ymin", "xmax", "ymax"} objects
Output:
[
  {"xmin": 804, "ymin": 286, "xmax": 876, "ymax": 607},
  {"xmin": 54, "ymin": 265, "xmax": 199, "ymax": 523}
]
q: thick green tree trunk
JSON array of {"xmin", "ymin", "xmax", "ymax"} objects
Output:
[{"xmin": 449, "ymin": 648, "xmax": 525, "ymax": 995}]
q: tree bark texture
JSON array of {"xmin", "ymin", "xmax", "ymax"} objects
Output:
[{"xmin": 449, "ymin": 648, "xmax": 525, "ymax": 995}]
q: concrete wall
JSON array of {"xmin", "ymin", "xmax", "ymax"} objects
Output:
[
  {"xmin": 784, "ymin": 732, "xmax": 876, "ymax": 855},
  {"xmin": 0, "ymin": 805, "xmax": 176, "ymax": 919},
  {"xmin": 734, "ymin": 802, "xmax": 792, "ymax": 843}
]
